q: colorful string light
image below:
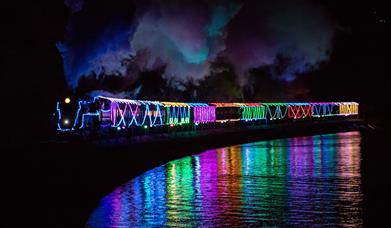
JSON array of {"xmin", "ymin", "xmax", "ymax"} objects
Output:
[
  {"xmin": 287, "ymin": 103, "xmax": 312, "ymax": 119},
  {"xmin": 56, "ymin": 100, "xmax": 87, "ymax": 131},
  {"xmin": 240, "ymin": 105, "xmax": 266, "ymax": 121},
  {"xmin": 338, "ymin": 102, "xmax": 359, "ymax": 116},
  {"xmin": 209, "ymin": 103, "xmax": 242, "ymax": 107},
  {"xmin": 193, "ymin": 106, "xmax": 216, "ymax": 123},
  {"xmin": 311, "ymin": 102, "xmax": 338, "ymax": 117},
  {"xmin": 162, "ymin": 102, "xmax": 191, "ymax": 125},
  {"xmin": 188, "ymin": 103, "xmax": 216, "ymax": 123},
  {"xmin": 262, "ymin": 103, "xmax": 289, "ymax": 120},
  {"xmin": 56, "ymin": 96, "xmax": 359, "ymax": 132},
  {"xmin": 98, "ymin": 96, "xmax": 164, "ymax": 128},
  {"xmin": 160, "ymin": 102, "xmax": 190, "ymax": 107}
]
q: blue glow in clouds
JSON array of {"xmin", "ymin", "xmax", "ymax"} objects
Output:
[{"xmin": 61, "ymin": 0, "xmax": 335, "ymax": 90}]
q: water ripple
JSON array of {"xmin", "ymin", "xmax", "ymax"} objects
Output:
[{"xmin": 88, "ymin": 131, "xmax": 362, "ymax": 227}]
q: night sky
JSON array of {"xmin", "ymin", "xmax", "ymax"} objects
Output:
[
  {"xmin": 1, "ymin": 2, "xmax": 390, "ymax": 227},
  {"xmin": 1, "ymin": 0, "xmax": 388, "ymax": 141}
]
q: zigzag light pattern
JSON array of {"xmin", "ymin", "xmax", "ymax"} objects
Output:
[
  {"xmin": 56, "ymin": 97, "xmax": 359, "ymax": 131},
  {"xmin": 99, "ymin": 96, "xmax": 164, "ymax": 128},
  {"xmin": 161, "ymin": 102, "xmax": 191, "ymax": 125},
  {"xmin": 311, "ymin": 102, "xmax": 338, "ymax": 117},
  {"xmin": 263, "ymin": 103, "xmax": 289, "ymax": 120},
  {"xmin": 287, "ymin": 103, "xmax": 313, "ymax": 119}
]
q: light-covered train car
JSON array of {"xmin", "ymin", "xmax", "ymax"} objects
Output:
[{"xmin": 55, "ymin": 96, "xmax": 359, "ymax": 134}]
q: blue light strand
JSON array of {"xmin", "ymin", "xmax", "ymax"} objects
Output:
[{"xmin": 264, "ymin": 104, "xmax": 289, "ymax": 120}]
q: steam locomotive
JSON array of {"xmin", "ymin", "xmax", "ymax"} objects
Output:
[{"xmin": 55, "ymin": 96, "xmax": 359, "ymax": 134}]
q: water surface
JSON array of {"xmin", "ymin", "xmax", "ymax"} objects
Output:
[{"xmin": 88, "ymin": 131, "xmax": 362, "ymax": 227}]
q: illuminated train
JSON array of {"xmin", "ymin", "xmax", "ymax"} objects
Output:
[{"xmin": 55, "ymin": 96, "xmax": 359, "ymax": 133}]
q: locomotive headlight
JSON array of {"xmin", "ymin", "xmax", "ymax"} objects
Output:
[{"xmin": 65, "ymin": 97, "xmax": 71, "ymax": 104}]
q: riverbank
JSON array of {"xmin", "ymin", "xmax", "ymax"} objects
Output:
[{"xmin": 2, "ymin": 118, "xmax": 385, "ymax": 228}]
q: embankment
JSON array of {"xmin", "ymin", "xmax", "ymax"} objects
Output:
[{"xmin": 2, "ymin": 119, "xmax": 375, "ymax": 228}]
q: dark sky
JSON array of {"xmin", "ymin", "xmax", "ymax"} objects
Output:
[{"xmin": 1, "ymin": 0, "xmax": 388, "ymax": 140}]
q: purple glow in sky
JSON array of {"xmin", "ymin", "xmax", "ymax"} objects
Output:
[{"xmin": 59, "ymin": 0, "xmax": 335, "ymax": 90}]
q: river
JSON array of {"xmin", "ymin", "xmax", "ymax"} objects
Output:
[{"xmin": 87, "ymin": 131, "xmax": 365, "ymax": 227}]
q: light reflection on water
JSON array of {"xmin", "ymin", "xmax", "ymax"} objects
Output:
[{"xmin": 87, "ymin": 131, "xmax": 362, "ymax": 227}]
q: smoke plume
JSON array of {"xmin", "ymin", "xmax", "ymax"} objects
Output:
[{"xmin": 59, "ymin": 0, "xmax": 335, "ymax": 91}]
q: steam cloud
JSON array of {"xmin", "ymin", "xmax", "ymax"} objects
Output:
[{"xmin": 59, "ymin": 0, "xmax": 335, "ymax": 90}]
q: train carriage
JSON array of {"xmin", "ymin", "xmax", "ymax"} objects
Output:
[
  {"xmin": 337, "ymin": 102, "xmax": 359, "ymax": 116},
  {"xmin": 238, "ymin": 103, "xmax": 266, "ymax": 121},
  {"xmin": 96, "ymin": 96, "xmax": 165, "ymax": 129},
  {"xmin": 287, "ymin": 103, "xmax": 313, "ymax": 119},
  {"xmin": 262, "ymin": 103, "xmax": 289, "ymax": 120},
  {"xmin": 310, "ymin": 102, "xmax": 339, "ymax": 117},
  {"xmin": 160, "ymin": 102, "xmax": 191, "ymax": 126},
  {"xmin": 209, "ymin": 103, "xmax": 242, "ymax": 123},
  {"xmin": 55, "ymin": 95, "xmax": 360, "ymax": 135},
  {"xmin": 187, "ymin": 103, "xmax": 216, "ymax": 124}
]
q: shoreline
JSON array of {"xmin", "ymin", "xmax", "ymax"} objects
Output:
[{"xmin": 2, "ymin": 119, "xmax": 377, "ymax": 228}]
